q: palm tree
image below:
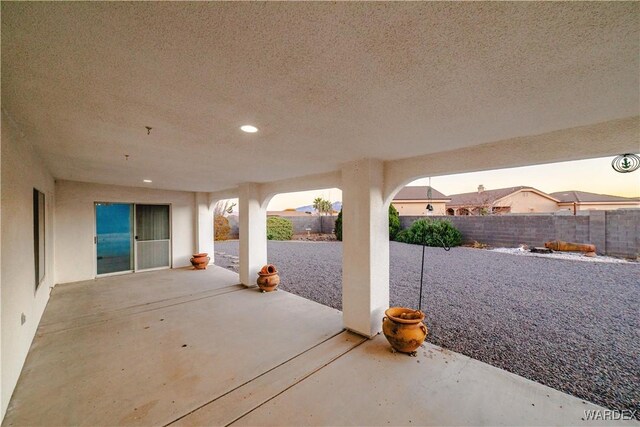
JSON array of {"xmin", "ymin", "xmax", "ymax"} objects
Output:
[
  {"xmin": 313, "ymin": 197, "xmax": 334, "ymax": 215},
  {"xmin": 320, "ymin": 199, "xmax": 332, "ymax": 215},
  {"xmin": 313, "ymin": 197, "xmax": 323, "ymax": 214}
]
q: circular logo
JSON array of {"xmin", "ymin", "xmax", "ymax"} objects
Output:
[{"xmin": 611, "ymin": 154, "xmax": 640, "ymax": 173}]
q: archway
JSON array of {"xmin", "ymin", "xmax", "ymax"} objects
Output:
[
  {"xmin": 211, "ymin": 198, "xmax": 240, "ymax": 273},
  {"xmin": 381, "ymin": 155, "xmax": 640, "ymax": 415},
  {"xmin": 259, "ymin": 188, "xmax": 344, "ymax": 310}
]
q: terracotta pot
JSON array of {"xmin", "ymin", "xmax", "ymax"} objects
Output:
[
  {"xmin": 260, "ymin": 264, "xmax": 277, "ymax": 275},
  {"xmin": 190, "ymin": 253, "xmax": 210, "ymax": 270},
  {"xmin": 257, "ymin": 271, "xmax": 280, "ymax": 292},
  {"xmin": 382, "ymin": 307, "xmax": 428, "ymax": 354}
]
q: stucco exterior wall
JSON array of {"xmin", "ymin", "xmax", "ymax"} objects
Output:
[
  {"xmin": 1, "ymin": 113, "xmax": 56, "ymax": 418},
  {"xmin": 392, "ymin": 201, "xmax": 447, "ymax": 216},
  {"xmin": 498, "ymin": 191, "xmax": 559, "ymax": 214},
  {"xmin": 54, "ymin": 180, "xmax": 197, "ymax": 284},
  {"xmin": 558, "ymin": 202, "xmax": 640, "ymax": 212}
]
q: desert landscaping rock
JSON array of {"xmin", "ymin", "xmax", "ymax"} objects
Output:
[
  {"xmin": 292, "ymin": 233, "xmax": 337, "ymax": 242},
  {"xmin": 215, "ymin": 240, "xmax": 639, "ymax": 416}
]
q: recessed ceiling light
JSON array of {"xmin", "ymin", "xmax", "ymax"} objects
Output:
[
  {"xmin": 143, "ymin": 179, "xmax": 152, "ymax": 183},
  {"xmin": 240, "ymin": 125, "xmax": 258, "ymax": 133}
]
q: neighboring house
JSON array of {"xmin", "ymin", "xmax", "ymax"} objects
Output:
[
  {"xmin": 446, "ymin": 185, "xmax": 560, "ymax": 215},
  {"xmin": 550, "ymin": 191, "xmax": 640, "ymax": 212},
  {"xmin": 392, "ymin": 186, "xmax": 451, "ymax": 216}
]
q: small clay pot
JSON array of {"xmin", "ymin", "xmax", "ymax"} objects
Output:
[
  {"xmin": 260, "ymin": 264, "xmax": 277, "ymax": 275},
  {"xmin": 192, "ymin": 253, "xmax": 208, "ymax": 262},
  {"xmin": 382, "ymin": 307, "xmax": 428, "ymax": 354},
  {"xmin": 190, "ymin": 253, "xmax": 210, "ymax": 270},
  {"xmin": 257, "ymin": 267, "xmax": 280, "ymax": 292}
]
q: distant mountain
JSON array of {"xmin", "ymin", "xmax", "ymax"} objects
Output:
[{"xmin": 296, "ymin": 201, "xmax": 342, "ymax": 213}]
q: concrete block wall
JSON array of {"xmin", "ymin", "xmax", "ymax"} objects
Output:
[
  {"xmin": 605, "ymin": 210, "xmax": 640, "ymax": 258},
  {"xmin": 588, "ymin": 211, "xmax": 606, "ymax": 255},
  {"xmin": 399, "ymin": 215, "xmax": 557, "ymax": 248},
  {"xmin": 399, "ymin": 211, "xmax": 640, "ymax": 259},
  {"xmin": 552, "ymin": 216, "xmax": 591, "ymax": 245},
  {"xmin": 286, "ymin": 215, "xmax": 337, "ymax": 235},
  {"xmin": 223, "ymin": 215, "xmax": 338, "ymax": 239},
  {"xmin": 222, "ymin": 211, "xmax": 638, "ymax": 258}
]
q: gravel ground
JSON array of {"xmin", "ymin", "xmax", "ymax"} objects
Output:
[{"xmin": 214, "ymin": 240, "xmax": 640, "ymax": 416}]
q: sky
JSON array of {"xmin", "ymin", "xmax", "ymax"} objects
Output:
[
  {"xmin": 221, "ymin": 155, "xmax": 640, "ymax": 212},
  {"xmin": 411, "ymin": 155, "xmax": 640, "ymax": 197}
]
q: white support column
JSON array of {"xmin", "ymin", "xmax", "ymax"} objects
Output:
[
  {"xmin": 238, "ymin": 183, "xmax": 267, "ymax": 286},
  {"xmin": 341, "ymin": 159, "xmax": 390, "ymax": 338},
  {"xmin": 195, "ymin": 192, "xmax": 214, "ymax": 264}
]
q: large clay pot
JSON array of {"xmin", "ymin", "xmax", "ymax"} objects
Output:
[
  {"xmin": 190, "ymin": 253, "xmax": 210, "ymax": 270},
  {"xmin": 382, "ymin": 307, "xmax": 428, "ymax": 354},
  {"xmin": 257, "ymin": 264, "xmax": 280, "ymax": 292}
]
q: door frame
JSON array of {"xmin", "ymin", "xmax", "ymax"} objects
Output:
[
  {"xmin": 133, "ymin": 203, "xmax": 173, "ymax": 272},
  {"xmin": 94, "ymin": 202, "xmax": 135, "ymax": 278}
]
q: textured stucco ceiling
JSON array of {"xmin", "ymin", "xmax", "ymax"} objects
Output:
[{"xmin": 1, "ymin": 2, "xmax": 638, "ymax": 192}]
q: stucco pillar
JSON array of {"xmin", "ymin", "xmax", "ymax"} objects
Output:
[
  {"xmin": 238, "ymin": 183, "xmax": 267, "ymax": 286},
  {"xmin": 341, "ymin": 159, "xmax": 389, "ymax": 337},
  {"xmin": 195, "ymin": 192, "xmax": 215, "ymax": 264}
]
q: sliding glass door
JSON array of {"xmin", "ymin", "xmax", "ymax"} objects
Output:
[
  {"xmin": 95, "ymin": 203, "xmax": 171, "ymax": 276},
  {"xmin": 95, "ymin": 203, "xmax": 133, "ymax": 275},
  {"xmin": 135, "ymin": 204, "xmax": 171, "ymax": 271}
]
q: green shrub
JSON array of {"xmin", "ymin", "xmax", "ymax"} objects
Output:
[
  {"xmin": 334, "ymin": 205, "xmax": 401, "ymax": 242},
  {"xmin": 266, "ymin": 216, "xmax": 293, "ymax": 240},
  {"xmin": 214, "ymin": 215, "xmax": 231, "ymax": 241},
  {"xmin": 396, "ymin": 218, "xmax": 462, "ymax": 247},
  {"xmin": 389, "ymin": 205, "xmax": 401, "ymax": 240}
]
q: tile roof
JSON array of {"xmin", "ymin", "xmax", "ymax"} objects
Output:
[
  {"xmin": 393, "ymin": 186, "xmax": 450, "ymax": 201},
  {"xmin": 550, "ymin": 191, "xmax": 640, "ymax": 203}
]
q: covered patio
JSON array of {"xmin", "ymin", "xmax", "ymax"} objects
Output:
[
  {"xmin": 2, "ymin": 267, "xmax": 623, "ymax": 426},
  {"xmin": 1, "ymin": 2, "xmax": 638, "ymax": 425}
]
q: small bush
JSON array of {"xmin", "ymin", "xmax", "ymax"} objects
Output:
[
  {"xmin": 396, "ymin": 219, "xmax": 462, "ymax": 247},
  {"xmin": 214, "ymin": 215, "xmax": 231, "ymax": 241},
  {"xmin": 267, "ymin": 216, "xmax": 293, "ymax": 240},
  {"xmin": 389, "ymin": 205, "xmax": 401, "ymax": 240},
  {"xmin": 334, "ymin": 209, "xmax": 343, "ymax": 241}
]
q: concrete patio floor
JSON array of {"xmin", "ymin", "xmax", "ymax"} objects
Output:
[{"xmin": 2, "ymin": 267, "xmax": 634, "ymax": 426}]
